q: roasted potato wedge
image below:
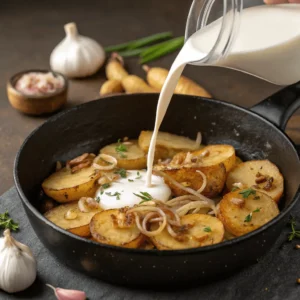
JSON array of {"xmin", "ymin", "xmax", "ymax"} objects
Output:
[
  {"xmin": 42, "ymin": 166, "xmax": 101, "ymax": 203},
  {"xmin": 138, "ymin": 131, "xmax": 201, "ymax": 160},
  {"xmin": 151, "ymin": 214, "xmax": 224, "ymax": 250},
  {"xmin": 155, "ymin": 163, "xmax": 226, "ymax": 198},
  {"xmin": 226, "ymin": 160, "xmax": 284, "ymax": 202},
  {"xmin": 183, "ymin": 144, "xmax": 236, "ymax": 172},
  {"xmin": 100, "ymin": 139, "xmax": 146, "ymax": 170},
  {"xmin": 90, "ymin": 209, "xmax": 144, "ymax": 248},
  {"xmin": 44, "ymin": 202, "xmax": 102, "ymax": 237},
  {"xmin": 219, "ymin": 190, "xmax": 279, "ymax": 237}
]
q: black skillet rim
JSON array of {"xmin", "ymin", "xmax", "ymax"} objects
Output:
[{"xmin": 14, "ymin": 93, "xmax": 300, "ymax": 256}]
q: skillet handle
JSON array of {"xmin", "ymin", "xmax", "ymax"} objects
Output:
[{"xmin": 250, "ymin": 82, "xmax": 300, "ymax": 131}]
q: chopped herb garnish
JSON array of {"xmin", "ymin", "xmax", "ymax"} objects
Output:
[
  {"xmin": 99, "ymin": 183, "xmax": 110, "ymax": 195},
  {"xmin": 136, "ymin": 171, "xmax": 142, "ymax": 179},
  {"xmin": 231, "ymin": 187, "xmax": 239, "ymax": 192},
  {"xmin": 244, "ymin": 207, "xmax": 261, "ymax": 222},
  {"xmin": 244, "ymin": 213, "xmax": 253, "ymax": 223},
  {"xmin": 100, "ymin": 157, "xmax": 113, "ymax": 165},
  {"xmin": 0, "ymin": 211, "xmax": 19, "ymax": 231},
  {"xmin": 254, "ymin": 196, "xmax": 260, "ymax": 200},
  {"xmin": 288, "ymin": 218, "xmax": 300, "ymax": 241},
  {"xmin": 239, "ymin": 188, "xmax": 256, "ymax": 199},
  {"xmin": 95, "ymin": 196, "xmax": 101, "ymax": 203},
  {"xmin": 133, "ymin": 191, "xmax": 153, "ymax": 204},
  {"xmin": 106, "ymin": 192, "xmax": 121, "ymax": 200},
  {"xmin": 203, "ymin": 226, "xmax": 212, "ymax": 232},
  {"xmin": 102, "ymin": 183, "xmax": 110, "ymax": 189},
  {"xmin": 128, "ymin": 179, "xmax": 134, "ymax": 182},
  {"xmin": 114, "ymin": 168, "xmax": 127, "ymax": 178},
  {"xmin": 115, "ymin": 139, "xmax": 127, "ymax": 158}
]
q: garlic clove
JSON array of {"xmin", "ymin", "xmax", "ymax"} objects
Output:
[
  {"xmin": 50, "ymin": 22, "xmax": 105, "ymax": 78},
  {"xmin": 0, "ymin": 229, "xmax": 36, "ymax": 293},
  {"xmin": 46, "ymin": 284, "xmax": 86, "ymax": 300}
]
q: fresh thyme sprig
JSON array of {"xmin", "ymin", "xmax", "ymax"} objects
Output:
[
  {"xmin": 288, "ymin": 218, "xmax": 300, "ymax": 241},
  {"xmin": 0, "ymin": 211, "xmax": 19, "ymax": 231},
  {"xmin": 133, "ymin": 192, "xmax": 153, "ymax": 204}
]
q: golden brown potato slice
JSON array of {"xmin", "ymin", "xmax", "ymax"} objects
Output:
[
  {"xmin": 223, "ymin": 230, "xmax": 236, "ymax": 241},
  {"xmin": 219, "ymin": 190, "xmax": 279, "ymax": 237},
  {"xmin": 226, "ymin": 160, "xmax": 284, "ymax": 203},
  {"xmin": 44, "ymin": 202, "xmax": 102, "ymax": 237},
  {"xmin": 191, "ymin": 145, "xmax": 236, "ymax": 172},
  {"xmin": 151, "ymin": 214, "xmax": 224, "ymax": 250},
  {"xmin": 155, "ymin": 163, "xmax": 226, "ymax": 198},
  {"xmin": 139, "ymin": 239, "xmax": 155, "ymax": 250},
  {"xmin": 235, "ymin": 156, "xmax": 243, "ymax": 166},
  {"xmin": 42, "ymin": 166, "xmax": 101, "ymax": 203},
  {"xmin": 90, "ymin": 209, "xmax": 144, "ymax": 248},
  {"xmin": 138, "ymin": 131, "xmax": 201, "ymax": 160},
  {"xmin": 100, "ymin": 139, "xmax": 146, "ymax": 170}
]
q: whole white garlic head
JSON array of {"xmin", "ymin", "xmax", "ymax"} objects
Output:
[
  {"xmin": 0, "ymin": 229, "xmax": 36, "ymax": 293},
  {"xmin": 50, "ymin": 22, "xmax": 106, "ymax": 78}
]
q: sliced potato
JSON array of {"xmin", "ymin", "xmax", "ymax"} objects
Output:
[
  {"xmin": 235, "ymin": 156, "xmax": 243, "ymax": 166},
  {"xmin": 100, "ymin": 139, "xmax": 146, "ymax": 170},
  {"xmin": 139, "ymin": 239, "xmax": 155, "ymax": 250},
  {"xmin": 189, "ymin": 145, "xmax": 236, "ymax": 172},
  {"xmin": 219, "ymin": 190, "xmax": 279, "ymax": 237},
  {"xmin": 155, "ymin": 163, "xmax": 226, "ymax": 198},
  {"xmin": 226, "ymin": 160, "xmax": 284, "ymax": 203},
  {"xmin": 42, "ymin": 166, "xmax": 101, "ymax": 203},
  {"xmin": 151, "ymin": 214, "xmax": 224, "ymax": 250},
  {"xmin": 138, "ymin": 131, "xmax": 201, "ymax": 160},
  {"xmin": 223, "ymin": 230, "xmax": 236, "ymax": 241},
  {"xmin": 40, "ymin": 197, "xmax": 57, "ymax": 213},
  {"xmin": 90, "ymin": 209, "xmax": 144, "ymax": 248},
  {"xmin": 44, "ymin": 202, "xmax": 102, "ymax": 237}
]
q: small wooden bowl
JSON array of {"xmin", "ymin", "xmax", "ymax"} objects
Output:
[{"xmin": 7, "ymin": 70, "xmax": 68, "ymax": 115}]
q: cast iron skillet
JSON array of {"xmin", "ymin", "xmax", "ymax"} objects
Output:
[{"xmin": 14, "ymin": 83, "xmax": 300, "ymax": 287}]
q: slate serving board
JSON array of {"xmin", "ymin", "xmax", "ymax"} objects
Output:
[{"xmin": 0, "ymin": 187, "xmax": 300, "ymax": 300}]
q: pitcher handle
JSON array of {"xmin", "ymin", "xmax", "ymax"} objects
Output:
[{"xmin": 250, "ymin": 82, "xmax": 300, "ymax": 131}]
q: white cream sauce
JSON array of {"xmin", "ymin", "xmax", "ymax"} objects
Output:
[{"xmin": 97, "ymin": 170, "xmax": 171, "ymax": 210}]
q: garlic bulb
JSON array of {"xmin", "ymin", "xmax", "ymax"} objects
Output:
[
  {"xmin": 0, "ymin": 229, "xmax": 36, "ymax": 293},
  {"xmin": 50, "ymin": 22, "xmax": 105, "ymax": 78}
]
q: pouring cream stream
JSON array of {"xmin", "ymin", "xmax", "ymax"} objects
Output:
[
  {"xmin": 99, "ymin": 4, "xmax": 300, "ymax": 205},
  {"xmin": 146, "ymin": 4, "xmax": 300, "ymax": 186}
]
